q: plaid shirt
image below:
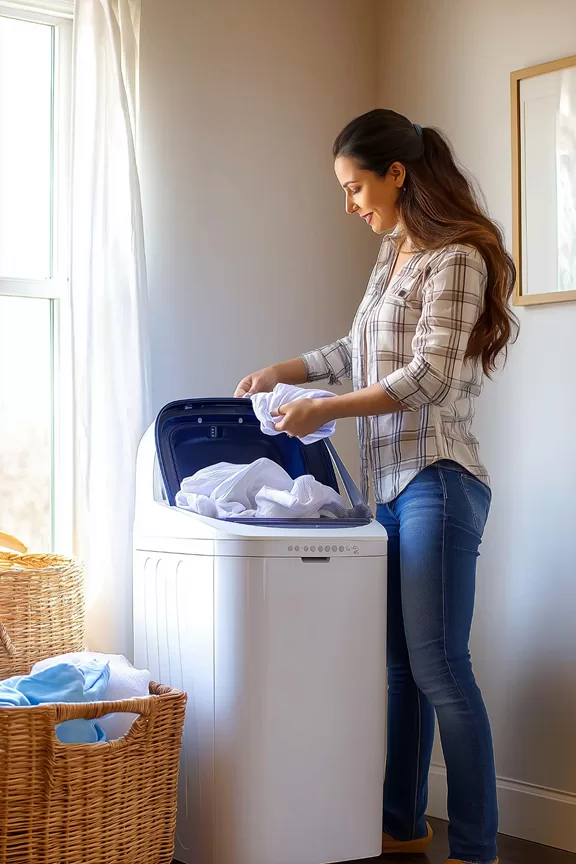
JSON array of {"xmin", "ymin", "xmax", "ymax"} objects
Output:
[{"xmin": 301, "ymin": 234, "xmax": 490, "ymax": 504}]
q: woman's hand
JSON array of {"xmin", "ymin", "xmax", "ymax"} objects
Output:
[
  {"xmin": 234, "ymin": 366, "xmax": 279, "ymax": 398},
  {"xmin": 234, "ymin": 358, "xmax": 310, "ymax": 397},
  {"xmin": 273, "ymin": 398, "xmax": 333, "ymax": 439}
]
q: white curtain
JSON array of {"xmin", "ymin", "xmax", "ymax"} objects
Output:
[{"xmin": 71, "ymin": 0, "xmax": 151, "ymax": 657}]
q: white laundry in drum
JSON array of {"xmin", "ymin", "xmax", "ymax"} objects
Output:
[{"xmin": 175, "ymin": 457, "xmax": 348, "ymax": 519}]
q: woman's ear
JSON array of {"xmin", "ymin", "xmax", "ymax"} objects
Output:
[{"xmin": 389, "ymin": 161, "xmax": 406, "ymax": 189}]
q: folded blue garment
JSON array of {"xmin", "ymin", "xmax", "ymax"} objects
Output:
[{"xmin": 0, "ymin": 659, "xmax": 111, "ymax": 743}]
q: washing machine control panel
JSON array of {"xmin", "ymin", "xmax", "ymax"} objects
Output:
[{"xmin": 286, "ymin": 543, "xmax": 360, "ymax": 557}]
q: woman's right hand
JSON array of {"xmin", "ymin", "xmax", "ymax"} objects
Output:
[{"xmin": 234, "ymin": 366, "xmax": 279, "ymax": 398}]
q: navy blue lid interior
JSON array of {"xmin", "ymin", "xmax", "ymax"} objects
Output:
[{"xmin": 155, "ymin": 398, "xmax": 340, "ymax": 511}]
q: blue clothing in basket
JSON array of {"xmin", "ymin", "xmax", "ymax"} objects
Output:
[{"xmin": 0, "ymin": 659, "xmax": 110, "ymax": 743}]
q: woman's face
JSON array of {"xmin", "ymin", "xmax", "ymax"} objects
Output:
[{"xmin": 334, "ymin": 155, "xmax": 405, "ymax": 235}]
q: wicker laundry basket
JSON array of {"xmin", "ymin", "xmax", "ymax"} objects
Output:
[
  {"xmin": 0, "ymin": 682, "xmax": 187, "ymax": 864},
  {"xmin": 0, "ymin": 547, "xmax": 85, "ymax": 678}
]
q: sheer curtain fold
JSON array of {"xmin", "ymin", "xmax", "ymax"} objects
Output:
[{"xmin": 71, "ymin": 0, "xmax": 151, "ymax": 657}]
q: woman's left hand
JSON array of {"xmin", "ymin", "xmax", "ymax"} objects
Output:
[{"xmin": 273, "ymin": 398, "xmax": 333, "ymax": 439}]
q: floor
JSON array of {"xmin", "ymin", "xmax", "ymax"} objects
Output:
[
  {"xmin": 352, "ymin": 817, "xmax": 576, "ymax": 864},
  {"xmin": 174, "ymin": 817, "xmax": 576, "ymax": 863}
]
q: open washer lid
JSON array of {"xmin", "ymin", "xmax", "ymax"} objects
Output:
[{"xmin": 155, "ymin": 398, "xmax": 371, "ymax": 527}]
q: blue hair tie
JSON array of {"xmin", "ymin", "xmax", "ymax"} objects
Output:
[{"xmin": 413, "ymin": 123, "xmax": 423, "ymax": 136}]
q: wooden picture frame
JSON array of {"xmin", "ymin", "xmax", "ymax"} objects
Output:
[{"xmin": 511, "ymin": 55, "xmax": 576, "ymax": 306}]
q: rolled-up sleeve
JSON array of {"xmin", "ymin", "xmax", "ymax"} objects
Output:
[
  {"xmin": 380, "ymin": 250, "xmax": 486, "ymax": 409},
  {"xmin": 300, "ymin": 334, "xmax": 352, "ymax": 385}
]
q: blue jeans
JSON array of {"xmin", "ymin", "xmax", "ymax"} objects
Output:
[{"xmin": 376, "ymin": 460, "xmax": 498, "ymax": 864}]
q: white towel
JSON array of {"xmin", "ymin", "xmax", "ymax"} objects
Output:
[
  {"xmin": 33, "ymin": 652, "xmax": 151, "ymax": 740},
  {"xmin": 176, "ymin": 458, "xmax": 347, "ymax": 519},
  {"xmin": 251, "ymin": 384, "xmax": 336, "ymax": 444}
]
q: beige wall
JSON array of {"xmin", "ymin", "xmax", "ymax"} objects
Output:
[
  {"xmin": 378, "ymin": 0, "xmax": 576, "ymax": 850},
  {"xmin": 139, "ymin": 0, "xmax": 380, "ymax": 477}
]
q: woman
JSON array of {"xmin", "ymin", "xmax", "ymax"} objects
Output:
[{"xmin": 234, "ymin": 109, "xmax": 517, "ymax": 864}]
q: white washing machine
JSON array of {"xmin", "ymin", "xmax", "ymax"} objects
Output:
[{"xmin": 133, "ymin": 399, "xmax": 387, "ymax": 864}]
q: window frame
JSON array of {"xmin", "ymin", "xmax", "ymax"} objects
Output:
[{"xmin": 0, "ymin": 2, "xmax": 73, "ymax": 552}]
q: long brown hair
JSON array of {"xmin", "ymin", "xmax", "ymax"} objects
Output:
[{"xmin": 333, "ymin": 109, "xmax": 518, "ymax": 375}]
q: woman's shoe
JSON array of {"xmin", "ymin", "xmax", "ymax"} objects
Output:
[
  {"xmin": 445, "ymin": 859, "xmax": 499, "ymax": 863},
  {"xmin": 382, "ymin": 822, "xmax": 433, "ymax": 854}
]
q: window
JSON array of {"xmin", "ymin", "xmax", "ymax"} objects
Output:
[{"xmin": 0, "ymin": 4, "xmax": 72, "ymax": 551}]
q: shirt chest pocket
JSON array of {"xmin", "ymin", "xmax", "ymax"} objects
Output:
[
  {"xmin": 383, "ymin": 272, "xmax": 424, "ymax": 311},
  {"xmin": 363, "ymin": 290, "xmax": 422, "ymax": 350}
]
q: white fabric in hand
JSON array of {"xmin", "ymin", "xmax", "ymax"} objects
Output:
[{"xmin": 251, "ymin": 383, "xmax": 336, "ymax": 444}]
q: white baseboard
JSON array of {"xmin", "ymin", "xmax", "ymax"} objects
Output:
[{"xmin": 427, "ymin": 763, "xmax": 576, "ymax": 853}]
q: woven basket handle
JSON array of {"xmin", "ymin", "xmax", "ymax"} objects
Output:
[
  {"xmin": 0, "ymin": 622, "xmax": 15, "ymax": 657},
  {"xmin": 53, "ymin": 687, "xmax": 161, "ymax": 724}
]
